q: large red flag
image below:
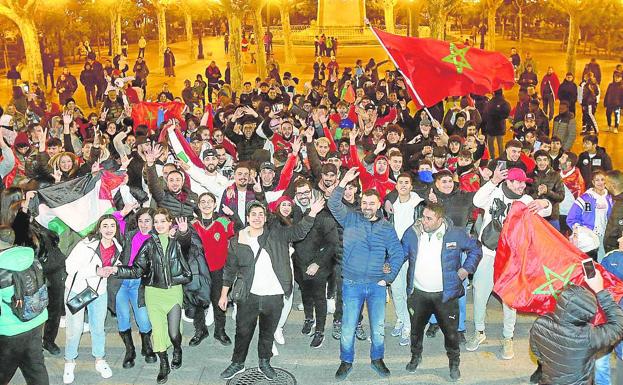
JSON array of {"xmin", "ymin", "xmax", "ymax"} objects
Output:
[
  {"xmin": 494, "ymin": 202, "xmax": 623, "ymax": 324},
  {"xmin": 131, "ymin": 101, "xmax": 187, "ymax": 132},
  {"xmin": 372, "ymin": 28, "xmax": 515, "ymax": 108}
]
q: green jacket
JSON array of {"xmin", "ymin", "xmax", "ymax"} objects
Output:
[{"xmin": 0, "ymin": 246, "xmax": 48, "ymax": 336}]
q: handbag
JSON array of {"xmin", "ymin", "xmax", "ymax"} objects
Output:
[
  {"xmin": 481, "ymin": 197, "xmax": 507, "ymax": 250},
  {"xmin": 230, "ymin": 234, "xmax": 267, "ymax": 303},
  {"xmin": 66, "ymin": 246, "xmax": 119, "ymax": 315}
]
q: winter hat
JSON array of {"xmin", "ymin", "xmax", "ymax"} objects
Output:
[
  {"xmin": 13, "ymin": 132, "xmax": 29, "ymax": 147},
  {"xmin": 420, "ymin": 115, "xmax": 431, "ymax": 127},
  {"xmin": 268, "ymin": 195, "xmax": 293, "ymax": 213}
]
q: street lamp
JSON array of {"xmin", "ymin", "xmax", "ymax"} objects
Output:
[{"xmin": 198, "ymin": 23, "xmax": 204, "ymax": 59}]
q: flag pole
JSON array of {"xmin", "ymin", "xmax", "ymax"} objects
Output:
[{"xmin": 366, "ymin": 21, "xmax": 438, "ymax": 127}]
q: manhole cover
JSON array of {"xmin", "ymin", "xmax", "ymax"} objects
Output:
[{"xmin": 226, "ymin": 367, "xmax": 297, "ymax": 385}]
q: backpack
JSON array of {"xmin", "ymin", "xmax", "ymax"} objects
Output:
[{"xmin": 0, "ymin": 260, "xmax": 48, "ymax": 321}]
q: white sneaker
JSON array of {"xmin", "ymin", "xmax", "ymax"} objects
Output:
[
  {"xmin": 272, "ymin": 342, "xmax": 279, "ymax": 357},
  {"xmin": 327, "ymin": 298, "xmax": 336, "ymax": 314},
  {"xmin": 95, "ymin": 360, "xmax": 112, "ymax": 379},
  {"xmin": 231, "ymin": 303, "xmax": 237, "ymax": 321},
  {"xmin": 59, "ymin": 316, "xmax": 66, "ymax": 328},
  {"xmin": 82, "ymin": 322, "xmax": 90, "ymax": 334},
  {"xmin": 296, "ymin": 303, "xmax": 304, "ymax": 311},
  {"xmin": 182, "ymin": 309, "xmax": 193, "ymax": 323},
  {"xmin": 206, "ymin": 306, "xmax": 214, "ymax": 327},
  {"xmin": 63, "ymin": 362, "xmax": 76, "ymax": 384},
  {"xmin": 274, "ymin": 327, "xmax": 285, "ymax": 345}
]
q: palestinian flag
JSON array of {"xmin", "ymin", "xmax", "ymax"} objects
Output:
[
  {"xmin": 31, "ymin": 171, "xmax": 126, "ymax": 236},
  {"xmin": 131, "ymin": 101, "xmax": 187, "ymax": 131},
  {"xmin": 160, "ymin": 123, "xmax": 205, "ymax": 170}
]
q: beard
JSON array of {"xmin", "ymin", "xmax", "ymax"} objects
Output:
[
  {"xmin": 206, "ymin": 164, "xmax": 217, "ymax": 173},
  {"xmin": 362, "ymin": 209, "xmax": 375, "ymax": 219}
]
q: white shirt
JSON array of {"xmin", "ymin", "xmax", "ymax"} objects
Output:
[
  {"xmin": 593, "ymin": 191, "xmax": 609, "ymax": 238},
  {"xmin": 393, "ymin": 192, "xmax": 424, "ymax": 239},
  {"xmin": 248, "ymin": 236, "xmax": 284, "ymax": 296},
  {"xmin": 413, "ymin": 224, "xmax": 445, "ymax": 293},
  {"xmin": 237, "ymin": 191, "xmax": 246, "ymax": 226}
]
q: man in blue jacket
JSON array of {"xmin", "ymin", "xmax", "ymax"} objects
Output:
[
  {"xmin": 328, "ymin": 167, "xmax": 405, "ymax": 381},
  {"xmin": 402, "ymin": 202, "xmax": 482, "ymax": 382}
]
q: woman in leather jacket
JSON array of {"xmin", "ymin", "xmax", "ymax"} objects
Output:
[{"xmin": 109, "ymin": 208, "xmax": 192, "ymax": 384}]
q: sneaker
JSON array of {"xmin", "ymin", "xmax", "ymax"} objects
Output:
[
  {"xmin": 606, "ymin": 126, "xmax": 612, "ymax": 132},
  {"xmin": 181, "ymin": 310, "xmax": 193, "ymax": 323},
  {"xmin": 355, "ymin": 323, "xmax": 367, "ymax": 341},
  {"xmin": 332, "ymin": 320, "xmax": 342, "ymax": 340},
  {"xmin": 614, "ymin": 127, "xmax": 619, "ymax": 134},
  {"xmin": 425, "ymin": 323, "xmax": 439, "ymax": 338},
  {"xmin": 449, "ymin": 362, "xmax": 461, "ymax": 382},
  {"xmin": 302, "ymin": 319, "xmax": 315, "ymax": 335},
  {"xmin": 83, "ymin": 322, "xmax": 90, "ymax": 334},
  {"xmin": 465, "ymin": 331, "xmax": 486, "ymax": 352},
  {"xmin": 327, "ymin": 298, "xmax": 336, "ymax": 314},
  {"xmin": 63, "ymin": 362, "xmax": 76, "ymax": 384},
  {"xmin": 370, "ymin": 359, "xmax": 391, "ymax": 378},
  {"xmin": 95, "ymin": 359, "xmax": 113, "ymax": 379},
  {"xmin": 458, "ymin": 331, "xmax": 466, "ymax": 345},
  {"xmin": 391, "ymin": 320, "xmax": 403, "ymax": 337},
  {"xmin": 335, "ymin": 361, "xmax": 353, "ymax": 381},
  {"xmin": 310, "ymin": 331, "xmax": 324, "ymax": 348},
  {"xmin": 205, "ymin": 306, "xmax": 214, "ymax": 327},
  {"xmin": 258, "ymin": 358, "xmax": 276, "ymax": 380},
  {"xmin": 296, "ymin": 303, "xmax": 304, "ymax": 311},
  {"xmin": 502, "ymin": 337, "xmax": 515, "ymax": 360},
  {"xmin": 220, "ymin": 362, "xmax": 245, "ymax": 380},
  {"xmin": 274, "ymin": 327, "xmax": 285, "ymax": 345},
  {"xmin": 399, "ymin": 328, "xmax": 410, "ymax": 346}
]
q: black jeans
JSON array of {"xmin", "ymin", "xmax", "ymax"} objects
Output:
[
  {"xmin": 207, "ymin": 83, "xmax": 220, "ymax": 103},
  {"xmin": 408, "ymin": 289, "xmax": 460, "ymax": 363},
  {"xmin": 299, "ymin": 276, "xmax": 328, "ymax": 332},
  {"xmin": 333, "ymin": 265, "xmax": 364, "ymax": 324},
  {"xmin": 43, "ymin": 270, "xmax": 64, "ymax": 345},
  {"xmin": 232, "ymin": 294, "xmax": 283, "ymax": 364},
  {"xmin": 543, "ymin": 94, "xmax": 555, "ymax": 121},
  {"xmin": 193, "ymin": 269, "xmax": 226, "ymax": 333},
  {"xmin": 43, "ymin": 71, "xmax": 54, "ymax": 88},
  {"xmin": 0, "ymin": 325, "xmax": 49, "ymax": 385}
]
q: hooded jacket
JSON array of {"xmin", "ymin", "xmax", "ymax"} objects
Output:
[
  {"xmin": 0, "ymin": 246, "xmax": 48, "ymax": 336},
  {"xmin": 350, "ymin": 145, "xmax": 395, "ymax": 200},
  {"xmin": 530, "ymin": 285, "xmax": 623, "ymax": 385}
]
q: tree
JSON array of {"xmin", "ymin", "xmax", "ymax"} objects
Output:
[
  {"xmin": 406, "ymin": 0, "xmax": 425, "ymax": 37},
  {"xmin": 382, "ymin": 0, "xmax": 398, "ymax": 33},
  {"xmin": 550, "ymin": 0, "xmax": 594, "ymax": 75},
  {"xmin": 218, "ymin": 0, "xmax": 244, "ymax": 91},
  {"xmin": 276, "ymin": 0, "xmax": 296, "ymax": 64},
  {"xmin": 102, "ymin": 0, "xmax": 126, "ymax": 56},
  {"xmin": 427, "ymin": 0, "xmax": 460, "ymax": 40},
  {"xmin": 177, "ymin": 1, "xmax": 195, "ymax": 59},
  {"xmin": 0, "ymin": 0, "xmax": 52, "ymax": 84},
  {"xmin": 250, "ymin": 0, "xmax": 268, "ymax": 79},
  {"xmin": 149, "ymin": 0, "xmax": 174, "ymax": 68},
  {"xmin": 483, "ymin": 0, "xmax": 504, "ymax": 50}
]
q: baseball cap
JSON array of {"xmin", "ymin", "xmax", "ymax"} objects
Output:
[
  {"xmin": 525, "ymin": 113, "xmax": 536, "ymax": 121},
  {"xmin": 260, "ymin": 161, "xmax": 275, "ymax": 171},
  {"xmin": 202, "ymin": 148, "xmax": 217, "ymax": 159},
  {"xmin": 506, "ymin": 168, "xmax": 533, "ymax": 183}
]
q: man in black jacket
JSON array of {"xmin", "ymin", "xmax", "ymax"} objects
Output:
[
  {"xmin": 291, "ymin": 179, "xmax": 339, "ymax": 348},
  {"xmin": 218, "ymin": 199, "xmax": 324, "ymax": 381},
  {"xmin": 605, "ymin": 170, "xmax": 623, "ymax": 253},
  {"xmin": 483, "ymin": 89, "xmax": 511, "ymax": 159},
  {"xmin": 529, "ymin": 271, "xmax": 623, "ymax": 385},
  {"xmin": 558, "ymin": 73, "xmax": 578, "ymax": 114},
  {"xmin": 578, "ymin": 135, "xmax": 613, "ymax": 188},
  {"xmin": 531, "ymin": 150, "xmax": 566, "ymax": 231}
]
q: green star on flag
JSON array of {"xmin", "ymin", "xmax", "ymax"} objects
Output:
[
  {"xmin": 442, "ymin": 43, "xmax": 473, "ymax": 74},
  {"xmin": 532, "ymin": 264, "xmax": 576, "ymax": 300}
]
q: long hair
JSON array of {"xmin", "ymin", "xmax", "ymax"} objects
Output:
[
  {"xmin": 86, "ymin": 214, "xmax": 121, "ymax": 243},
  {"xmin": 0, "ymin": 187, "xmax": 24, "ymax": 225}
]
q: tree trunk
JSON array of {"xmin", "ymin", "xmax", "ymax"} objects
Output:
[
  {"xmin": 429, "ymin": 0, "xmax": 447, "ymax": 40},
  {"xmin": 17, "ymin": 17, "xmax": 43, "ymax": 84},
  {"xmin": 518, "ymin": 8, "xmax": 523, "ymax": 50},
  {"xmin": 110, "ymin": 10, "xmax": 122, "ymax": 56},
  {"xmin": 156, "ymin": 6, "xmax": 167, "ymax": 68},
  {"xmin": 183, "ymin": 10, "xmax": 195, "ymax": 59},
  {"xmin": 279, "ymin": 5, "xmax": 296, "ymax": 64},
  {"xmin": 410, "ymin": 4, "xmax": 421, "ymax": 37},
  {"xmin": 486, "ymin": 5, "xmax": 497, "ymax": 50},
  {"xmin": 383, "ymin": 0, "xmax": 396, "ymax": 33},
  {"xmin": 228, "ymin": 14, "xmax": 244, "ymax": 92},
  {"xmin": 252, "ymin": 7, "xmax": 267, "ymax": 79},
  {"xmin": 565, "ymin": 12, "xmax": 579, "ymax": 76}
]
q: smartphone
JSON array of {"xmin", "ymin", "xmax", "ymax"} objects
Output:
[
  {"xmin": 272, "ymin": 103, "xmax": 284, "ymax": 113},
  {"xmin": 581, "ymin": 258, "xmax": 596, "ymax": 279},
  {"xmin": 22, "ymin": 84, "xmax": 29, "ymax": 93},
  {"xmin": 498, "ymin": 160, "xmax": 507, "ymax": 171}
]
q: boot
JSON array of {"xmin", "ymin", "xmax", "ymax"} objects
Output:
[
  {"xmin": 213, "ymin": 326, "xmax": 232, "ymax": 346},
  {"xmin": 171, "ymin": 336, "xmax": 182, "ymax": 370},
  {"xmin": 156, "ymin": 352, "xmax": 170, "ymax": 384},
  {"xmin": 140, "ymin": 331, "xmax": 157, "ymax": 364},
  {"xmin": 119, "ymin": 330, "xmax": 136, "ymax": 369}
]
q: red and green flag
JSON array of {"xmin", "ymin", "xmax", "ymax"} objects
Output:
[
  {"xmin": 131, "ymin": 101, "xmax": 187, "ymax": 132},
  {"xmin": 494, "ymin": 202, "xmax": 623, "ymax": 324},
  {"xmin": 372, "ymin": 28, "xmax": 515, "ymax": 108}
]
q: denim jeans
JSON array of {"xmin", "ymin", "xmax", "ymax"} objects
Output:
[
  {"xmin": 64, "ymin": 290, "xmax": 108, "ymax": 360},
  {"xmin": 390, "ymin": 262, "xmax": 411, "ymax": 331},
  {"xmin": 116, "ymin": 279, "xmax": 152, "ymax": 333},
  {"xmin": 595, "ymin": 353, "xmax": 611, "ymax": 385},
  {"xmin": 340, "ymin": 279, "xmax": 386, "ymax": 363}
]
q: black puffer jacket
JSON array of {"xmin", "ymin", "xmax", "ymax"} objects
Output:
[
  {"xmin": 223, "ymin": 216, "xmax": 315, "ymax": 300},
  {"xmin": 292, "ymin": 206, "xmax": 338, "ymax": 281},
  {"xmin": 426, "ymin": 185, "xmax": 475, "ymax": 228},
  {"xmin": 115, "ymin": 230, "xmax": 192, "ymax": 306},
  {"xmin": 146, "ymin": 164, "xmax": 198, "ymax": 219},
  {"xmin": 529, "ymin": 285, "xmax": 623, "ymax": 385}
]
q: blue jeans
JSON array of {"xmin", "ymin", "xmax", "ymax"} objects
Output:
[
  {"xmin": 340, "ymin": 280, "xmax": 386, "ymax": 363},
  {"xmin": 64, "ymin": 290, "xmax": 107, "ymax": 360},
  {"xmin": 595, "ymin": 353, "xmax": 611, "ymax": 385},
  {"xmin": 549, "ymin": 219, "xmax": 561, "ymax": 232},
  {"xmin": 116, "ymin": 279, "xmax": 152, "ymax": 333}
]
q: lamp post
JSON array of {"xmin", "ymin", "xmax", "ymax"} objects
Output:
[{"xmin": 197, "ymin": 24, "xmax": 204, "ymax": 59}]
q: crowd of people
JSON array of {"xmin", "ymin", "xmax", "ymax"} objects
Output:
[{"xmin": 2, "ymin": 32, "xmax": 623, "ymax": 385}]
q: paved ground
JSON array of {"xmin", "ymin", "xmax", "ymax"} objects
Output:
[{"xmin": 10, "ymin": 292, "xmax": 544, "ymax": 385}]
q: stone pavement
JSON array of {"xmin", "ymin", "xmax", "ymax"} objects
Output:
[{"xmin": 9, "ymin": 291, "xmax": 548, "ymax": 385}]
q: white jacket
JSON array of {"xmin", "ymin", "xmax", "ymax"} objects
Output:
[
  {"xmin": 473, "ymin": 181, "xmax": 552, "ymax": 252},
  {"xmin": 65, "ymin": 238, "xmax": 122, "ymax": 295}
]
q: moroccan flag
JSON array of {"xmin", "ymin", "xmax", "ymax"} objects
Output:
[
  {"xmin": 131, "ymin": 101, "xmax": 187, "ymax": 131},
  {"xmin": 30, "ymin": 171, "xmax": 126, "ymax": 236},
  {"xmin": 494, "ymin": 202, "xmax": 623, "ymax": 323},
  {"xmin": 371, "ymin": 28, "xmax": 515, "ymax": 108}
]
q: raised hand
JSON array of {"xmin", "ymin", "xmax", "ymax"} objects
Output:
[
  {"xmin": 62, "ymin": 111, "xmax": 73, "ymax": 126},
  {"xmin": 292, "ymin": 136, "xmax": 302, "ymax": 155},
  {"xmin": 175, "ymin": 217, "xmax": 188, "ymax": 233},
  {"xmin": 100, "ymin": 108, "xmax": 109, "ymax": 121},
  {"xmin": 375, "ymin": 139, "xmax": 386, "ymax": 154},
  {"xmin": 119, "ymin": 155, "xmax": 132, "ymax": 170},
  {"xmin": 120, "ymin": 201, "xmax": 139, "ymax": 217},
  {"xmin": 491, "ymin": 164, "xmax": 508, "ymax": 185},
  {"xmin": 309, "ymin": 196, "xmax": 326, "ymax": 217},
  {"xmin": 339, "ymin": 167, "xmax": 360, "ymax": 187},
  {"xmin": 52, "ymin": 166, "xmax": 62, "ymax": 183},
  {"xmin": 91, "ymin": 160, "xmax": 101, "ymax": 175},
  {"xmin": 253, "ymin": 176, "xmax": 262, "ymax": 193}
]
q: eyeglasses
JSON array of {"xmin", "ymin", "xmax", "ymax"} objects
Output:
[{"xmin": 295, "ymin": 190, "xmax": 311, "ymax": 196}]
